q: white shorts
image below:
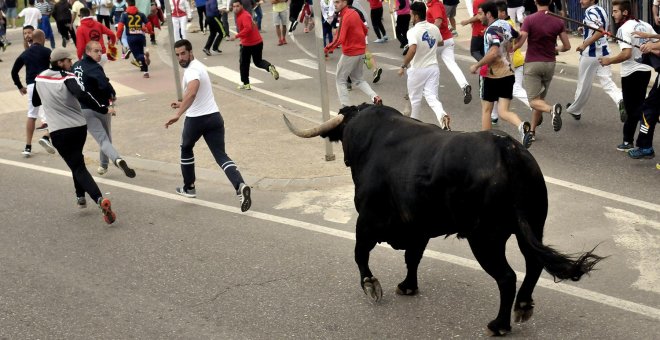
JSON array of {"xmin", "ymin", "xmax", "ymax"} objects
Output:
[{"xmin": 26, "ymin": 83, "xmax": 45, "ymax": 120}]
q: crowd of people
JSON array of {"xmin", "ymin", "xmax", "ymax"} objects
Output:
[{"xmin": 3, "ymin": 0, "xmax": 660, "ymax": 223}]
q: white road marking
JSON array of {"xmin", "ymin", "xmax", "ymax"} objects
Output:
[
  {"xmin": 274, "ymin": 185, "xmax": 355, "ymax": 224},
  {"xmin": 290, "ymin": 58, "xmax": 334, "ymax": 75},
  {"xmin": 1, "ymin": 157, "xmax": 659, "ymax": 321},
  {"xmin": 251, "ymin": 65, "xmax": 311, "ymax": 80},
  {"xmin": 208, "ymin": 66, "xmax": 264, "ymax": 85},
  {"xmin": 604, "ymin": 206, "xmax": 660, "ymax": 294}
]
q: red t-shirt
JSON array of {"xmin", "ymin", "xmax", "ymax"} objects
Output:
[
  {"xmin": 368, "ymin": 0, "xmax": 383, "ymax": 9},
  {"xmin": 521, "ymin": 11, "xmax": 565, "ymax": 62},
  {"xmin": 471, "ymin": 0, "xmax": 486, "ymax": 37},
  {"xmin": 426, "ymin": 0, "xmax": 452, "ymax": 41}
]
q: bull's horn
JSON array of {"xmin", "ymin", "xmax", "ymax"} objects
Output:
[{"xmin": 282, "ymin": 114, "xmax": 344, "ymax": 138}]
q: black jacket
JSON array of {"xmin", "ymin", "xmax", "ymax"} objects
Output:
[
  {"xmin": 11, "ymin": 43, "xmax": 51, "ymax": 89},
  {"xmin": 72, "ymin": 55, "xmax": 116, "ymax": 109}
]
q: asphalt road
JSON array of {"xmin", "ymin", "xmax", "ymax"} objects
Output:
[{"xmin": 1, "ymin": 3, "xmax": 659, "ymax": 338}]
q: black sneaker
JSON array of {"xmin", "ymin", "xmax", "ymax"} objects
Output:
[
  {"xmin": 566, "ymin": 103, "xmax": 581, "ymax": 120},
  {"xmin": 176, "ymin": 187, "xmax": 197, "ymax": 198},
  {"xmin": 115, "ymin": 158, "xmax": 136, "ymax": 178},
  {"xmin": 519, "ymin": 121, "xmax": 533, "ymax": 149},
  {"xmin": 238, "ymin": 183, "xmax": 252, "ymax": 212},
  {"xmin": 618, "ymin": 99, "xmax": 627, "ymax": 122},
  {"xmin": 551, "ymin": 103, "xmax": 562, "ymax": 132},
  {"xmin": 372, "ymin": 67, "xmax": 382, "ymax": 83},
  {"xmin": 202, "ymin": 48, "xmax": 212, "ymax": 56},
  {"xmin": 402, "ymin": 44, "xmax": 409, "ymax": 56},
  {"xmin": 77, "ymin": 196, "xmax": 87, "ymax": 209},
  {"xmin": 628, "ymin": 147, "xmax": 655, "ymax": 159},
  {"xmin": 288, "ymin": 21, "xmax": 298, "ymax": 32},
  {"xmin": 463, "ymin": 84, "xmax": 472, "ymax": 104},
  {"xmin": 616, "ymin": 141, "xmax": 633, "ymax": 152}
]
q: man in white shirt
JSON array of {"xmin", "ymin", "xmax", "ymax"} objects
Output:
[
  {"xmin": 165, "ymin": 39, "xmax": 252, "ymax": 212},
  {"xmin": 18, "ymin": 0, "xmax": 41, "ymax": 27},
  {"xmin": 398, "ymin": 1, "xmax": 450, "ymax": 130},
  {"xmin": 598, "ymin": 0, "xmax": 654, "ymax": 152}
]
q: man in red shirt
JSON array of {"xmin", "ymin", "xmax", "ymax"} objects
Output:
[
  {"xmin": 233, "ymin": 0, "xmax": 279, "ymax": 90},
  {"xmin": 75, "ymin": 7, "xmax": 116, "ymax": 63},
  {"xmin": 460, "ymin": 0, "xmax": 486, "ymax": 61},
  {"xmin": 325, "ymin": 0, "xmax": 382, "ymax": 106},
  {"xmin": 426, "ymin": 0, "xmax": 471, "ymax": 104}
]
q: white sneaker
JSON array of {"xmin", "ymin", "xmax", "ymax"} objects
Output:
[
  {"xmin": 22, "ymin": 148, "xmax": 31, "ymax": 158},
  {"xmin": 38, "ymin": 137, "xmax": 56, "ymax": 154},
  {"xmin": 374, "ymin": 38, "xmax": 385, "ymax": 43},
  {"xmin": 97, "ymin": 166, "xmax": 108, "ymax": 175}
]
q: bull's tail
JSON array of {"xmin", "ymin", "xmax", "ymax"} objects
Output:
[{"xmin": 517, "ymin": 216, "xmax": 605, "ymax": 282}]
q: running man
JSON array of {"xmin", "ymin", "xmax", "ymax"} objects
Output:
[
  {"xmin": 165, "ymin": 39, "xmax": 252, "ymax": 212},
  {"xmin": 325, "ymin": 0, "xmax": 382, "ymax": 106},
  {"xmin": 565, "ymin": 0, "xmax": 624, "ymax": 122},
  {"xmin": 470, "ymin": 1, "xmax": 532, "ymax": 148},
  {"xmin": 398, "ymin": 1, "xmax": 450, "ymax": 130},
  {"xmin": 73, "ymin": 41, "xmax": 136, "ymax": 178},
  {"xmin": 10, "ymin": 29, "xmax": 56, "ymax": 157},
  {"xmin": 32, "ymin": 48, "xmax": 117, "ymax": 224},
  {"xmin": 597, "ymin": 0, "xmax": 654, "ymax": 152},
  {"xmin": 116, "ymin": 0, "xmax": 152, "ymax": 78},
  {"xmin": 233, "ymin": 0, "xmax": 279, "ymax": 90}
]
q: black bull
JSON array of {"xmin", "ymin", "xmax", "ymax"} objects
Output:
[{"xmin": 283, "ymin": 104, "xmax": 604, "ymax": 336}]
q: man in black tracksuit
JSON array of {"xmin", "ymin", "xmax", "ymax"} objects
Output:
[{"xmin": 73, "ymin": 40, "xmax": 136, "ymax": 178}]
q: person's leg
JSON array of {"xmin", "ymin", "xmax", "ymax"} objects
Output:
[
  {"xmin": 566, "ymin": 56, "xmax": 599, "ymax": 116},
  {"xmin": 621, "ymin": 71, "xmax": 651, "ymax": 145},
  {"xmin": 211, "ymin": 17, "xmax": 224, "ymax": 50},
  {"xmin": 274, "ymin": 12, "xmax": 283, "ymax": 43},
  {"xmin": 255, "ymin": 5, "xmax": 263, "ymax": 31},
  {"xmin": 201, "ymin": 113, "xmax": 245, "ymax": 190},
  {"xmin": 221, "ymin": 12, "xmax": 230, "ymax": 37},
  {"xmin": 439, "ymin": 38, "xmax": 469, "ymax": 89},
  {"xmin": 465, "ymin": 0, "xmax": 474, "ymax": 17},
  {"xmin": 239, "ymin": 44, "xmax": 252, "ymax": 85},
  {"xmin": 513, "ymin": 65, "xmax": 530, "ymax": 109},
  {"xmin": 470, "ymin": 35, "xmax": 484, "ymax": 61},
  {"xmin": 349, "ymin": 55, "xmax": 379, "ymax": 102},
  {"xmin": 204, "ymin": 16, "xmax": 219, "ymax": 50},
  {"xmin": 251, "ymin": 42, "xmax": 272, "ymax": 71},
  {"xmin": 335, "ymin": 54, "xmax": 353, "ymax": 106},
  {"xmin": 422, "ymin": 67, "xmax": 448, "ymax": 126},
  {"xmin": 172, "ymin": 15, "xmax": 182, "ymax": 41},
  {"xmin": 50, "ymin": 126, "xmax": 103, "ymax": 203},
  {"xmin": 197, "ymin": 6, "xmax": 205, "ymax": 32},
  {"xmin": 370, "ymin": 9, "xmax": 383, "ymax": 39},
  {"xmin": 481, "ymin": 100, "xmax": 495, "ymax": 130},
  {"xmin": 83, "ymin": 109, "xmax": 120, "ymax": 168},
  {"xmin": 596, "ymin": 64, "xmax": 623, "ymax": 106},
  {"xmin": 180, "ymin": 116, "xmax": 204, "ymax": 189},
  {"xmin": 635, "ymin": 74, "xmax": 660, "ymax": 150},
  {"xmin": 406, "ymin": 68, "xmax": 426, "ymax": 120}
]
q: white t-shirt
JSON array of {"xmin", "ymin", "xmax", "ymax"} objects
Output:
[
  {"xmin": 19, "ymin": 7, "xmax": 41, "ymax": 27},
  {"xmin": 616, "ymin": 19, "xmax": 654, "ymax": 77},
  {"xmin": 182, "ymin": 59, "xmax": 219, "ymax": 118},
  {"xmin": 406, "ymin": 21, "xmax": 440, "ymax": 69}
]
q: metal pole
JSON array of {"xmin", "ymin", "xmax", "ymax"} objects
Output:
[
  {"xmin": 162, "ymin": 0, "xmax": 184, "ymax": 101},
  {"xmin": 311, "ymin": 0, "xmax": 335, "ymax": 161}
]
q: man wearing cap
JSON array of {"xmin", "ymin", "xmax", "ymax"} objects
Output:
[{"xmin": 32, "ymin": 47, "xmax": 118, "ymax": 224}]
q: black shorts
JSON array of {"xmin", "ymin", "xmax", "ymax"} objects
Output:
[{"xmin": 481, "ymin": 75, "xmax": 515, "ymax": 102}]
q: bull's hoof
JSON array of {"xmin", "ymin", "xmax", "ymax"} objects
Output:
[
  {"xmin": 513, "ymin": 300, "xmax": 535, "ymax": 323},
  {"xmin": 486, "ymin": 320, "xmax": 511, "ymax": 337},
  {"xmin": 395, "ymin": 283, "xmax": 419, "ymax": 296},
  {"xmin": 362, "ymin": 277, "xmax": 383, "ymax": 302}
]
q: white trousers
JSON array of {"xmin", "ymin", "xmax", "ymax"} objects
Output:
[
  {"xmin": 336, "ymin": 54, "xmax": 378, "ymax": 107},
  {"xmin": 436, "ymin": 38, "xmax": 469, "ymax": 89},
  {"xmin": 566, "ymin": 55, "xmax": 622, "ymax": 116},
  {"xmin": 507, "ymin": 7, "xmax": 524, "ymax": 26},
  {"xmin": 465, "ymin": 0, "xmax": 474, "ymax": 17},
  {"xmin": 407, "ymin": 66, "xmax": 446, "ymax": 123},
  {"xmin": 172, "ymin": 15, "xmax": 188, "ymax": 42}
]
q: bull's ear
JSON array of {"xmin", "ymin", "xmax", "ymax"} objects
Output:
[{"xmin": 338, "ymin": 105, "xmax": 358, "ymax": 115}]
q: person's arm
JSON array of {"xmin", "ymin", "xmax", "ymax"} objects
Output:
[
  {"xmin": 512, "ymin": 30, "xmax": 528, "ymax": 51},
  {"xmin": 165, "ymin": 79, "xmax": 200, "ymax": 128},
  {"xmin": 599, "ymin": 47, "xmax": 631, "ymax": 66},
  {"xmin": 577, "ymin": 29, "xmax": 604, "ymax": 53},
  {"xmin": 640, "ymin": 40, "xmax": 660, "ymax": 55},
  {"xmin": 64, "ymin": 74, "xmax": 110, "ymax": 114},
  {"xmin": 102, "ymin": 23, "xmax": 117, "ymax": 44},
  {"xmin": 397, "ymin": 43, "xmax": 416, "ymax": 76},
  {"xmin": 460, "ymin": 14, "xmax": 479, "ymax": 26},
  {"xmin": 653, "ymin": 3, "xmax": 660, "ymax": 26},
  {"xmin": 11, "ymin": 56, "xmax": 26, "ymax": 92},
  {"xmin": 470, "ymin": 45, "xmax": 499, "ymax": 73},
  {"xmin": 557, "ymin": 30, "xmax": 571, "ymax": 52}
]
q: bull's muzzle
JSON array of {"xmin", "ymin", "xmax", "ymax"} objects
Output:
[{"xmin": 282, "ymin": 114, "xmax": 344, "ymax": 138}]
